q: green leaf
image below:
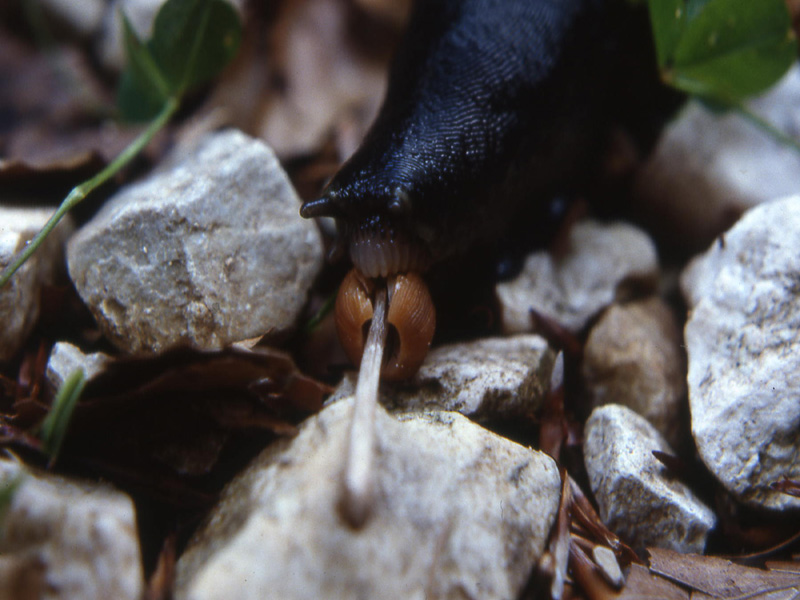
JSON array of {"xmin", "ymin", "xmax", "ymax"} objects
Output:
[
  {"xmin": 672, "ymin": 40, "xmax": 795, "ymax": 102},
  {"xmin": 648, "ymin": 0, "xmax": 686, "ymax": 68},
  {"xmin": 40, "ymin": 369, "xmax": 86, "ymax": 467},
  {"xmin": 685, "ymin": 0, "xmax": 712, "ymax": 20},
  {"xmin": 117, "ymin": 0, "xmax": 241, "ymax": 121},
  {"xmin": 117, "ymin": 11, "xmax": 171, "ymax": 121},
  {"xmin": 149, "ymin": 0, "xmax": 241, "ymax": 95},
  {"xmin": 652, "ymin": 0, "xmax": 796, "ymax": 103}
]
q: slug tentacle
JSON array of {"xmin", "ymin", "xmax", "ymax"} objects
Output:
[{"xmin": 299, "ymin": 195, "xmax": 343, "ymax": 219}]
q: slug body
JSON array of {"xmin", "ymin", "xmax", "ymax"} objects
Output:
[{"xmin": 302, "ymin": 0, "xmax": 678, "ymax": 279}]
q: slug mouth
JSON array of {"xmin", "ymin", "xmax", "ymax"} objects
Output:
[{"xmin": 347, "ymin": 220, "xmax": 431, "ymax": 278}]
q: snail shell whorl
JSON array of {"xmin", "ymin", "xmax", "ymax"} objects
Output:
[{"xmin": 334, "ymin": 269, "xmax": 435, "ymax": 381}]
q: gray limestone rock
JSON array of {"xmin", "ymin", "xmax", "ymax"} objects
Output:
[
  {"xmin": 67, "ymin": 129, "xmax": 323, "ymax": 355},
  {"xmin": 175, "ymin": 398, "xmax": 561, "ymax": 600},
  {"xmin": 0, "ymin": 460, "xmax": 143, "ymax": 600},
  {"xmin": 584, "ymin": 405, "xmax": 716, "ymax": 555},
  {"xmin": 45, "ymin": 342, "xmax": 111, "ymax": 391},
  {"xmin": 682, "ymin": 195, "xmax": 800, "ymax": 511},
  {"xmin": 334, "ymin": 335, "xmax": 556, "ymax": 420},
  {"xmin": 581, "ymin": 297, "xmax": 685, "ymax": 446},
  {"xmin": 635, "ymin": 63, "xmax": 800, "ymax": 252},
  {"xmin": 0, "ymin": 208, "xmax": 73, "ymax": 361},
  {"xmin": 497, "ymin": 220, "xmax": 659, "ymax": 334},
  {"xmin": 39, "ymin": 0, "xmax": 105, "ymax": 36}
]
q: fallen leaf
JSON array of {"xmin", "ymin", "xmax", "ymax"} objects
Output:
[
  {"xmin": 1, "ymin": 345, "xmax": 331, "ymax": 507},
  {"xmin": 541, "ymin": 467, "xmax": 572, "ymax": 600},
  {"xmin": 255, "ymin": 0, "xmax": 392, "ymax": 158},
  {"xmin": 648, "ymin": 548, "xmax": 800, "ymax": 599},
  {"xmin": 771, "ymin": 479, "xmax": 800, "ymax": 499},
  {"xmin": 529, "ymin": 308, "xmax": 583, "ymax": 359},
  {"xmin": 569, "ymin": 542, "xmax": 618, "ymax": 600},
  {"xmin": 144, "ymin": 533, "xmax": 176, "ymax": 600},
  {"xmin": 352, "ymin": 0, "xmax": 411, "ymax": 27},
  {"xmin": 539, "ymin": 352, "xmax": 567, "ymax": 460},
  {"xmin": 569, "ymin": 477, "xmax": 640, "ymax": 567},
  {"xmin": 618, "ymin": 563, "xmax": 689, "ymax": 600},
  {"xmin": 765, "ymin": 561, "xmax": 800, "ymax": 574}
]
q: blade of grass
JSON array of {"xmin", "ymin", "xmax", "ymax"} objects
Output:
[
  {"xmin": 303, "ymin": 292, "xmax": 337, "ymax": 334},
  {"xmin": 40, "ymin": 368, "xmax": 87, "ymax": 468},
  {"xmin": 0, "ymin": 96, "xmax": 179, "ymax": 289}
]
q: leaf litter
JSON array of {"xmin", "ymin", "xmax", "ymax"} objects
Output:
[
  {"xmin": 648, "ymin": 548, "xmax": 800, "ymax": 599},
  {"xmin": 2, "ymin": 0, "xmax": 800, "ymax": 598},
  {"xmin": 1, "ymin": 345, "xmax": 330, "ymax": 507},
  {"xmin": 533, "ymin": 465, "xmax": 800, "ymax": 600}
]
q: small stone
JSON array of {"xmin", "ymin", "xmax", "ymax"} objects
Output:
[
  {"xmin": 581, "ymin": 297, "xmax": 685, "ymax": 446},
  {"xmin": 634, "ymin": 64, "xmax": 800, "ymax": 253},
  {"xmin": 592, "ymin": 545, "xmax": 623, "ymax": 588},
  {"xmin": 45, "ymin": 342, "xmax": 111, "ymax": 390},
  {"xmin": 0, "ymin": 208, "xmax": 73, "ymax": 361},
  {"xmin": 175, "ymin": 398, "xmax": 561, "ymax": 600},
  {"xmin": 0, "ymin": 460, "xmax": 143, "ymax": 600},
  {"xmin": 682, "ymin": 195, "xmax": 800, "ymax": 511},
  {"xmin": 39, "ymin": 0, "xmax": 104, "ymax": 36},
  {"xmin": 371, "ymin": 335, "xmax": 555, "ymax": 419},
  {"xmin": 497, "ymin": 220, "xmax": 658, "ymax": 334},
  {"xmin": 584, "ymin": 405, "xmax": 716, "ymax": 555},
  {"xmin": 67, "ymin": 129, "xmax": 323, "ymax": 355}
]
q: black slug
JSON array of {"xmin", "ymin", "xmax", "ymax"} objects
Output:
[
  {"xmin": 301, "ymin": 0, "xmax": 679, "ymax": 278},
  {"xmin": 301, "ymin": 0, "xmax": 681, "ymax": 376}
]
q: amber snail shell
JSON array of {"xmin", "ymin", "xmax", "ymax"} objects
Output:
[{"xmin": 335, "ymin": 269, "xmax": 435, "ymax": 381}]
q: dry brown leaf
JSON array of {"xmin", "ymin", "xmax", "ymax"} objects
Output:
[
  {"xmin": 569, "ymin": 542, "xmax": 619, "ymax": 600},
  {"xmin": 541, "ymin": 467, "xmax": 572, "ymax": 600},
  {"xmin": 720, "ymin": 529, "xmax": 800, "ymax": 565},
  {"xmin": 618, "ymin": 563, "xmax": 690, "ymax": 600},
  {"xmin": 648, "ymin": 548, "xmax": 800, "ymax": 599},
  {"xmin": 256, "ymin": 0, "xmax": 392, "ymax": 158},
  {"xmin": 1, "ymin": 346, "xmax": 331, "ymax": 507},
  {"xmin": 539, "ymin": 353, "xmax": 567, "ymax": 460},
  {"xmin": 353, "ymin": 0, "xmax": 412, "ymax": 27},
  {"xmin": 0, "ymin": 32, "xmax": 166, "ymax": 197},
  {"xmin": 0, "ymin": 37, "xmax": 107, "ymax": 128},
  {"xmin": 569, "ymin": 477, "xmax": 640, "ymax": 567},
  {"xmin": 144, "ymin": 533, "xmax": 176, "ymax": 600},
  {"xmin": 529, "ymin": 308, "xmax": 584, "ymax": 359},
  {"xmin": 788, "ymin": 0, "xmax": 800, "ymax": 39},
  {"xmin": 771, "ymin": 479, "xmax": 800, "ymax": 499},
  {"xmin": 0, "ymin": 153, "xmax": 105, "ymax": 197}
]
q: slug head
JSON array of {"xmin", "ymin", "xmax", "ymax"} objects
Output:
[{"xmin": 301, "ymin": 182, "xmax": 436, "ymax": 279}]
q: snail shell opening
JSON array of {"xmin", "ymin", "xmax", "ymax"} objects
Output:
[{"xmin": 334, "ymin": 269, "xmax": 435, "ymax": 380}]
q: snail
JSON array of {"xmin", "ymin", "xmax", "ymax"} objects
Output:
[
  {"xmin": 301, "ymin": 0, "xmax": 680, "ymax": 379},
  {"xmin": 335, "ymin": 269, "xmax": 435, "ymax": 380}
]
